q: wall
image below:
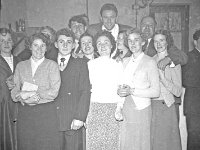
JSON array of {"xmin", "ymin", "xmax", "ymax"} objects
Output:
[
  {"xmin": 0, "ymin": 0, "xmax": 27, "ymax": 29},
  {"xmin": 26, "ymin": 0, "xmax": 87, "ymax": 30}
]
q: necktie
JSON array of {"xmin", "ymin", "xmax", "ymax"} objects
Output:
[{"xmin": 60, "ymin": 57, "xmax": 65, "ymax": 66}]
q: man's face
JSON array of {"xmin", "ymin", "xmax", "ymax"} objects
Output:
[
  {"xmin": 71, "ymin": 21, "xmax": 86, "ymax": 40},
  {"xmin": 101, "ymin": 10, "xmax": 117, "ymax": 31},
  {"xmin": 140, "ymin": 17, "xmax": 155, "ymax": 40},
  {"xmin": 55, "ymin": 35, "xmax": 75, "ymax": 56},
  {"xmin": 0, "ymin": 33, "xmax": 13, "ymax": 55},
  {"xmin": 128, "ymin": 33, "xmax": 144, "ymax": 54}
]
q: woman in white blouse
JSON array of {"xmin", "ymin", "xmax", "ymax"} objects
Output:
[
  {"xmin": 11, "ymin": 33, "xmax": 61, "ymax": 150},
  {"xmin": 151, "ymin": 29, "xmax": 182, "ymax": 150},
  {"xmin": 86, "ymin": 30, "xmax": 122, "ymax": 150}
]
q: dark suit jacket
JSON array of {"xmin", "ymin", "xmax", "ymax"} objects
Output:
[
  {"xmin": 182, "ymin": 48, "xmax": 200, "ymax": 115},
  {"xmin": 86, "ymin": 23, "xmax": 132, "ymax": 37},
  {"xmin": 0, "ymin": 55, "xmax": 20, "ymax": 150},
  {"xmin": 143, "ymin": 39, "xmax": 188, "ymax": 66},
  {"xmin": 51, "ymin": 54, "xmax": 91, "ymax": 131}
]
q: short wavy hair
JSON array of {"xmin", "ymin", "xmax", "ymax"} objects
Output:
[
  {"xmin": 27, "ymin": 33, "xmax": 49, "ymax": 50},
  {"xmin": 154, "ymin": 29, "xmax": 174, "ymax": 50},
  {"xmin": 39, "ymin": 26, "xmax": 56, "ymax": 43},
  {"xmin": 68, "ymin": 15, "xmax": 87, "ymax": 28},
  {"xmin": 94, "ymin": 30, "xmax": 116, "ymax": 55},
  {"xmin": 55, "ymin": 28, "xmax": 75, "ymax": 42},
  {"xmin": 100, "ymin": 3, "xmax": 118, "ymax": 16}
]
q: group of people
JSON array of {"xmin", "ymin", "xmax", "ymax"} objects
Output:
[{"xmin": 0, "ymin": 2, "xmax": 199, "ymax": 150}]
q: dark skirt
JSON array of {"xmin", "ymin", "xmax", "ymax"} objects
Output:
[
  {"xmin": 17, "ymin": 102, "xmax": 60, "ymax": 150},
  {"xmin": 151, "ymin": 101, "xmax": 182, "ymax": 150},
  {"xmin": 86, "ymin": 102, "xmax": 120, "ymax": 150},
  {"xmin": 0, "ymin": 98, "xmax": 17, "ymax": 150}
]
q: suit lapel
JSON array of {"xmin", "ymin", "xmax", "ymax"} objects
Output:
[{"xmin": 0, "ymin": 55, "xmax": 12, "ymax": 74}]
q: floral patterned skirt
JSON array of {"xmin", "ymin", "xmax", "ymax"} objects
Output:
[{"xmin": 86, "ymin": 102, "xmax": 120, "ymax": 150}]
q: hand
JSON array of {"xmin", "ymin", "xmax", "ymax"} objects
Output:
[
  {"xmin": 71, "ymin": 119, "xmax": 84, "ymax": 130},
  {"xmin": 117, "ymin": 84, "xmax": 131, "ymax": 97},
  {"xmin": 157, "ymin": 56, "xmax": 171, "ymax": 71},
  {"xmin": 6, "ymin": 75, "xmax": 15, "ymax": 90},
  {"xmin": 15, "ymin": 93, "xmax": 25, "ymax": 106},
  {"xmin": 25, "ymin": 93, "xmax": 40, "ymax": 105}
]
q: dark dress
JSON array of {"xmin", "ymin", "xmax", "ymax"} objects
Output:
[{"xmin": 0, "ymin": 55, "xmax": 20, "ymax": 150}]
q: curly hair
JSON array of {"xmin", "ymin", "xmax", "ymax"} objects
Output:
[
  {"xmin": 68, "ymin": 15, "xmax": 87, "ymax": 28},
  {"xmin": 39, "ymin": 26, "xmax": 56, "ymax": 43},
  {"xmin": 93, "ymin": 30, "xmax": 116, "ymax": 55},
  {"xmin": 154, "ymin": 29, "xmax": 174, "ymax": 50},
  {"xmin": 55, "ymin": 28, "xmax": 75, "ymax": 42},
  {"xmin": 27, "ymin": 33, "xmax": 49, "ymax": 50}
]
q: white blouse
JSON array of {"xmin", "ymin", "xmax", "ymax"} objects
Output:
[{"xmin": 88, "ymin": 56, "xmax": 123, "ymax": 103}]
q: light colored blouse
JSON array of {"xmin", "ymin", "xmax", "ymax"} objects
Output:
[
  {"xmin": 122, "ymin": 53, "xmax": 160, "ymax": 110},
  {"xmin": 88, "ymin": 56, "xmax": 123, "ymax": 103},
  {"xmin": 153, "ymin": 54, "xmax": 182, "ymax": 107},
  {"xmin": 11, "ymin": 58, "xmax": 61, "ymax": 104}
]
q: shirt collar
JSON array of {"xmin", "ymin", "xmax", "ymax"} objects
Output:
[
  {"xmin": 131, "ymin": 52, "xmax": 144, "ymax": 63},
  {"xmin": 57, "ymin": 53, "xmax": 71, "ymax": 63},
  {"xmin": 102, "ymin": 24, "xmax": 119, "ymax": 40}
]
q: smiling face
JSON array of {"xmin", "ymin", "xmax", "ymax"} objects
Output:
[
  {"xmin": 101, "ymin": 10, "xmax": 117, "ymax": 31},
  {"xmin": 140, "ymin": 17, "xmax": 156, "ymax": 40},
  {"xmin": 71, "ymin": 21, "xmax": 86, "ymax": 40},
  {"xmin": 0, "ymin": 33, "xmax": 13, "ymax": 56},
  {"xmin": 55, "ymin": 35, "xmax": 75, "ymax": 56},
  {"xmin": 30, "ymin": 38, "xmax": 47, "ymax": 60},
  {"xmin": 96, "ymin": 36, "xmax": 112, "ymax": 56},
  {"xmin": 128, "ymin": 32, "xmax": 144, "ymax": 54},
  {"xmin": 154, "ymin": 34, "xmax": 168, "ymax": 53},
  {"xmin": 81, "ymin": 36, "xmax": 94, "ymax": 55}
]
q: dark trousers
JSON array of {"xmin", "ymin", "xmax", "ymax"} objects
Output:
[
  {"xmin": 186, "ymin": 114, "xmax": 200, "ymax": 150},
  {"xmin": 59, "ymin": 127, "xmax": 85, "ymax": 150}
]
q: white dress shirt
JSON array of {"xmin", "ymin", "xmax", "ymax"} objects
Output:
[{"xmin": 102, "ymin": 24, "xmax": 119, "ymax": 41}]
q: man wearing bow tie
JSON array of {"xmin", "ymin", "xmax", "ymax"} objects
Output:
[{"xmin": 51, "ymin": 28, "xmax": 91, "ymax": 150}]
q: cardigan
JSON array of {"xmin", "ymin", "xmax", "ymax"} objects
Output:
[{"xmin": 11, "ymin": 58, "xmax": 61, "ymax": 104}]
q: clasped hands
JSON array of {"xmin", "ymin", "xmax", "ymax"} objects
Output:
[
  {"xmin": 157, "ymin": 56, "xmax": 171, "ymax": 71},
  {"xmin": 117, "ymin": 84, "xmax": 134, "ymax": 97},
  {"xmin": 15, "ymin": 91, "xmax": 40, "ymax": 106}
]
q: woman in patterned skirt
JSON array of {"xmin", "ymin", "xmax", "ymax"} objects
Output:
[{"xmin": 87, "ymin": 30, "xmax": 123, "ymax": 150}]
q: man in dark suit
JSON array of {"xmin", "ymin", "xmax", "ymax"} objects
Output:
[
  {"xmin": 87, "ymin": 3, "xmax": 132, "ymax": 41},
  {"xmin": 140, "ymin": 16, "xmax": 188, "ymax": 120},
  {"xmin": 182, "ymin": 29, "xmax": 200, "ymax": 150},
  {"xmin": 0, "ymin": 28, "xmax": 21, "ymax": 150},
  {"xmin": 51, "ymin": 28, "xmax": 91, "ymax": 150}
]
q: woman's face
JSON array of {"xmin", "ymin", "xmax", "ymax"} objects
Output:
[
  {"xmin": 81, "ymin": 36, "xmax": 94, "ymax": 55},
  {"xmin": 117, "ymin": 33, "xmax": 125, "ymax": 48},
  {"xmin": 154, "ymin": 34, "xmax": 168, "ymax": 53},
  {"xmin": 0, "ymin": 33, "xmax": 13, "ymax": 55},
  {"xmin": 31, "ymin": 38, "xmax": 47, "ymax": 60},
  {"xmin": 96, "ymin": 36, "xmax": 112, "ymax": 56}
]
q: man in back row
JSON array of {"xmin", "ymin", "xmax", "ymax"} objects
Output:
[{"xmin": 87, "ymin": 3, "xmax": 132, "ymax": 41}]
